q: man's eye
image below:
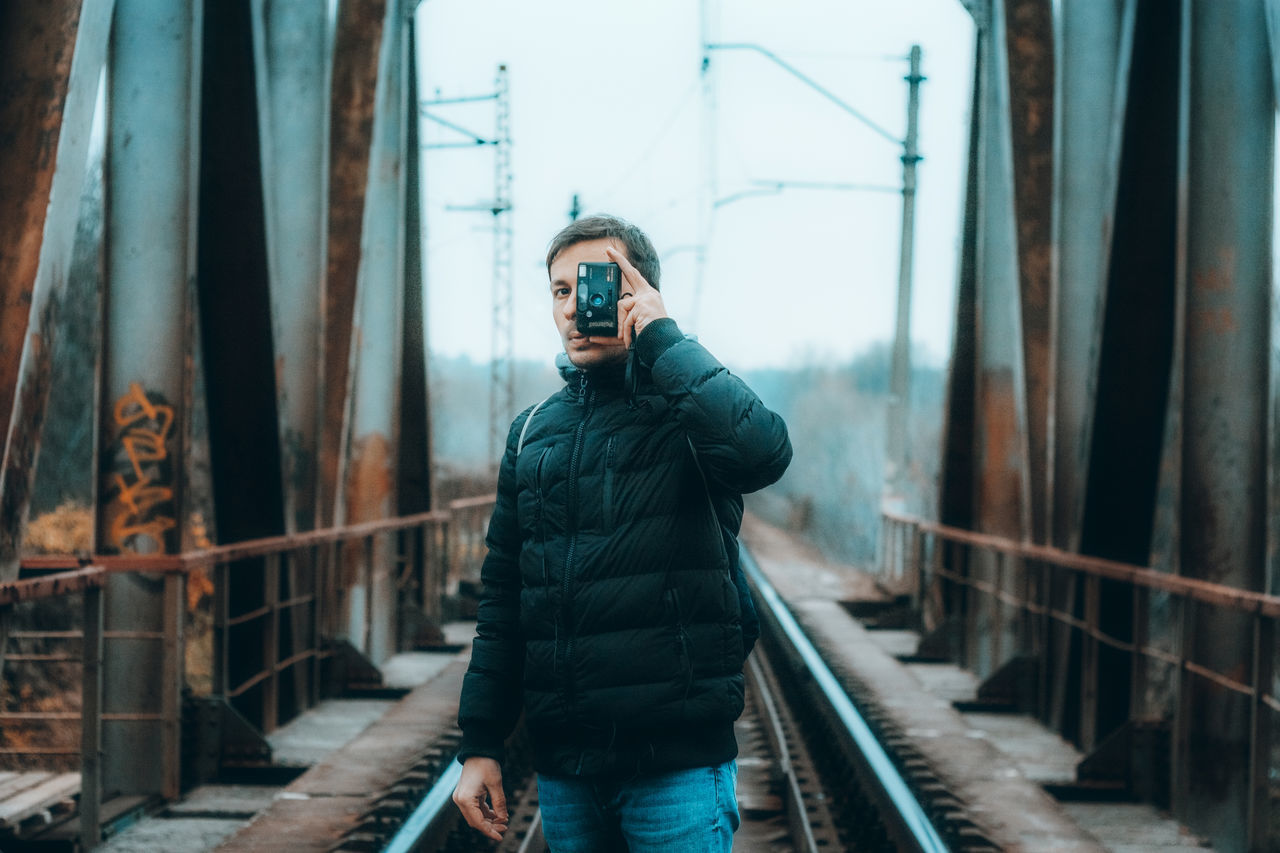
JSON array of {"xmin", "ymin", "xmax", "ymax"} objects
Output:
[{"xmin": 554, "ymin": 287, "xmax": 571, "ymax": 297}]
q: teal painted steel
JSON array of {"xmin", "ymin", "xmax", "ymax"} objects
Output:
[
  {"xmin": 251, "ymin": 0, "xmax": 330, "ymax": 536},
  {"xmin": 1050, "ymin": 0, "xmax": 1129, "ymax": 553},
  {"xmin": 100, "ymin": 0, "xmax": 201, "ymax": 799}
]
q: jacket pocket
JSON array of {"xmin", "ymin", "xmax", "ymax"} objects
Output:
[
  {"xmin": 664, "ymin": 588, "xmax": 693, "ymax": 701},
  {"xmin": 602, "ymin": 434, "xmax": 618, "ymax": 531}
]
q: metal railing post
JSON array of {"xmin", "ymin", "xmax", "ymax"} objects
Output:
[
  {"xmin": 309, "ymin": 544, "xmax": 322, "ymax": 706},
  {"xmin": 1130, "ymin": 585, "xmax": 1150, "ymax": 718},
  {"xmin": 80, "ymin": 585, "xmax": 103, "ymax": 850},
  {"xmin": 908, "ymin": 523, "xmax": 923, "ymax": 611},
  {"xmin": 162, "ymin": 572, "xmax": 184, "ymax": 800},
  {"xmin": 214, "ymin": 562, "xmax": 230, "ymax": 695},
  {"xmin": 1248, "ymin": 614, "xmax": 1274, "ymax": 848},
  {"xmin": 1079, "ymin": 573, "xmax": 1100, "ymax": 752},
  {"xmin": 263, "ymin": 554, "xmax": 280, "ymax": 732},
  {"xmin": 1171, "ymin": 595, "xmax": 1196, "ymax": 818},
  {"xmin": 990, "ymin": 550, "xmax": 1006, "ymax": 669}
]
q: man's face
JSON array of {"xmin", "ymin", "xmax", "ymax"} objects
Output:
[{"xmin": 549, "ymin": 237, "xmax": 629, "ymax": 370}]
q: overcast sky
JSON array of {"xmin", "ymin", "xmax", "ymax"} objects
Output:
[{"xmin": 414, "ymin": 0, "xmax": 976, "ymax": 371}]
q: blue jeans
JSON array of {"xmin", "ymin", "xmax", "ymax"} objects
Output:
[{"xmin": 537, "ymin": 761, "xmax": 739, "ymax": 852}]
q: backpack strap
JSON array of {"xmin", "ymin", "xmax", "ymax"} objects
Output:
[{"xmin": 516, "ymin": 393, "xmax": 556, "ymax": 457}]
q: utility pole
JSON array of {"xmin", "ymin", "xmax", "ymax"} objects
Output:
[
  {"xmin": 569, "ymin": 192, "xmax": 581, "ymax": 222},
  {"xmin": 489, "ymin": 65, "xmax": 514, "ymax": 474},
  {"xmin": 421, "ymin": 65, "xmax": 514, "ymax": 474},
  {"xmin": 701, "ymin": 41, "xmax": 925, "ymax": 520},
  {"xmin": 883, "ymin": 45, "xmax": 924, "ymax": 515}
]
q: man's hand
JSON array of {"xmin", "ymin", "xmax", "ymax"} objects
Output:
[
  {"xmin": 452, "ymin": 756, "xmax": 508, "ymax": 841},
  {"xmin": 606, "ymin": 245, "xmax": 668, "ymax": 349}
]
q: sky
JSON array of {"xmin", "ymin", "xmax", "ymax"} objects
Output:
[{"xmin": 414, "ymin": 0, "xmax": 976, "ymax": 371}]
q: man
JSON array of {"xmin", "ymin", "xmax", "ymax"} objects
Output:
[{"xmin": 452, "ymin": 215, "xmax": 791, "ymax": 851}]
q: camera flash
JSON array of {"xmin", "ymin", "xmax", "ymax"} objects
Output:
[{"xmin": 578, "ymin": 264, "xmax": 586, "ymax": 277}]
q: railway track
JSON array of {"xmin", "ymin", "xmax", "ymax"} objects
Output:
[{"xmin": 341, "ymin": 550, "xmax": 975, "ymax": 852}]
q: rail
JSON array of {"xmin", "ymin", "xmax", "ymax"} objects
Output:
[
  {"xmin": 375, "ymin": 543, "xmax": 948, "ymax": 853},
  {"xmin": 881, "ymin": 509, "xmax": 1280, "ymax": 845},
  {"xmin": 0, "ymin": 495, "xmax": 496, "ymax": 849},
  {"xmin": 743, "ymin": 546, "xmax": 949, "ymax": 852}
]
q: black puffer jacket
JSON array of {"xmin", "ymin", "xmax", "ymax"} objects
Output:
[{"xmin": 458, "ymin": 319, "xmax": 791, "ymax": 777}]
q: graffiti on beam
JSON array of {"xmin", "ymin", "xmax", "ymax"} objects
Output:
[{"xmin": 104, "ymin": 382, "xmax": 176, "ymax": 553}]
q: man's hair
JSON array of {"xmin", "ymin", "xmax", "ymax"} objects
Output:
[{"xmin": 545, "ymin": 215, "xmax": 661, "ymax": 291}]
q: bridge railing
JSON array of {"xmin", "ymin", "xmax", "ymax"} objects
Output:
[
  {"xmin": 0, "ymin": 495, "xmax": 495, "ymax": 847},
  {"xmin": 880, "ymin": 509, "xmax": 1279, "ymax": 848}
]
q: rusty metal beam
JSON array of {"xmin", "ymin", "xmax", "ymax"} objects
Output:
[
  {"xmin": 399, "ymin": 21, "xmax": 432, "ymax": 517},
  {"xmin": 1002, "ymin": 0, "xmax": 1053, "ymax": 547},
  {"xmin": 1173, "ymin": 0, "xmax": 1274, "ymax": 848},
  {"xmin": 320, "ymin": 0, "xmax": 390, "ymax": 529},
  {"xmin": 938, "ymin": 28, "xmax": 982, "ymax": 536},
  {"xmin": 346, "ymin": 0, "xmax": 407, "ymax": 663},
  {"xmin": 975, "ymin": 0, "xmax": 1031, "ymax": 547},
  {"xmin": 1073, "ymin": 0, "xmax": 1181, "ymax": 752},
  {"xmin": 0, "ymin": 0, "xmax": 112, "ymax": 680},
  {"xmin": 1050, "ymin": 0, "xmax": 1130, "ymax": 554},
  {"xmin": 0, "ymin": 0, "xmax": 84, "ymax": 472},
  {"xmin": 966, "ymin": 0, "xmax": 1031, "ymax": 681},
  {"xmin": 0, "ymin": 567, "xmax": 105, "ymax": 606},
  {"xmin": 249, "ymin": 0, "xmax": 331, "ymax": 715}
]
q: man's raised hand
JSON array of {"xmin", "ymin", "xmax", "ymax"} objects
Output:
[{"xmin": 606, "ymin": 245, "xmax": 668, "ymax": 349}]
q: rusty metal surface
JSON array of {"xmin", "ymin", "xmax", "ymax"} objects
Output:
[
  {"xmin": 889, "ymin": 509, "xmax": 1280, "ymax": 850},
  {"xmin": 0, "ymin": 0, "xmax": 83, "ymax": 466},
  {"xmin": 0, "ymin": 0, "xmax": 112, "ymax": 598},
  {"xmin": 320, "ymin": 0, "xmax": 390, "ymax": 529},
  {"xmin": 1176, "ymin": 1, "xmax": 1275, "ymax": 848},
  {"xmin": 969, "ymin": 0, "xmax": 1030, "ymax": 700},
  {"xmin": 886, "ymin": 510, "xmax": 1280, "ymax": 618},
  {"xmin": 1002, "ymin": 0, "xmax": 1054, "ymax": 546},
  {"xmin": 344, "ymin": 0, "xmax": 408, "ymax": 658},
  {"xmin": 0, "ymin": 567, "xmax": 104, "ymax": 605}
]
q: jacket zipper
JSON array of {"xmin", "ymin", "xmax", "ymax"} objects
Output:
[
  {"xmin": 602, "ymin": 434, "xmax": 617, "ymax": 530},
  {"xmin": 535, "ymin": 447, "xmax": 551, "ymax": 586},
  {"xmin": 559, "ymin": 381, "xmax": 595, "ymax": 708}
]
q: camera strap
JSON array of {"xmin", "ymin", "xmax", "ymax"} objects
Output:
[{"xmin": 624, "ymin": 343, "xmax": 639, "ymax": 402}]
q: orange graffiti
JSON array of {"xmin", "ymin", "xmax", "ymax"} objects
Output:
[{"xmin": 106, "ymin": 382, "xmax": 176, "ymax": 552}]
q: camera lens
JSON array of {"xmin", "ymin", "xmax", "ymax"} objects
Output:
[{"xmin": 590, "ymin": 293, "xmax": 605, "ymax": 307}]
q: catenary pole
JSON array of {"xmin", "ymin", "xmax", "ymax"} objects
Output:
[{"xmin": 883, "ymin": 45, "xmax": 923, "ymax": 515}]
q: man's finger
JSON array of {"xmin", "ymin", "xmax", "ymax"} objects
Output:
[
  {"xmin": 619, "ymin": 302, "xmax": 635, "ymax": 348},
  {"xmin": 487, "ymin": 781, "xmax": 509, "ymax": 823},
  {"xmin": 461, "ymin": 798, "xmax": 507, "ymax": 841},
  {"xmin": 605, "ymin": 246, "xmax": 655, "ymax": 294}
]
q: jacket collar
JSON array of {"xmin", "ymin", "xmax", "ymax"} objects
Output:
[{"xmin": 556, "ymin": 351, "xmax": 640, "ymax": 400}]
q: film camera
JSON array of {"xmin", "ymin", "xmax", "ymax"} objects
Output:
[{"xmin": 575, "ymin": 262, "xmax": 621, "ymax": 337}]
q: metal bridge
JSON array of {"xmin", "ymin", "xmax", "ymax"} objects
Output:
[{"xmin": 0, "ymin": 1, "xmax": 1278, "ymax": 851}]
